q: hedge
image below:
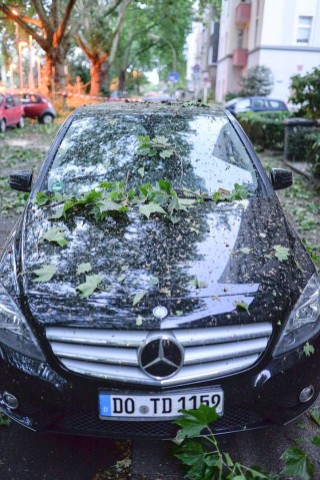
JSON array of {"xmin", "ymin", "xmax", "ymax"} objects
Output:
[{"xmin": 237, "ymin": 110, "xmax": 292, "ymax": 150}]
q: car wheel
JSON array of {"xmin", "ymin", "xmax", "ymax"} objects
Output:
[
  {"xmin": 41, "ymin": 113, "xmax": 54, "ymax": 124},
  {"xmin": 17, "ymin": 116, "xmax": 25, "ymax": 129},
  {"xmin": 0, "ymin": 119, "xmax": 6, "ymax": 133}
]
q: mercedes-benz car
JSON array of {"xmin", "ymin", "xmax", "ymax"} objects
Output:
[{"xmin": 0, "ymin": 102, "xmax": 319, "ymax": 439}]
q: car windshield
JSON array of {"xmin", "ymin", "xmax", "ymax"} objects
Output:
[{"xmin": 45, "ymin": 111, "xmax": 262, "ymax": 197}]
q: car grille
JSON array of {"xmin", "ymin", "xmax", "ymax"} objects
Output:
[
  {"xmin": 50, "ymin": 406, "xmax": 269, "ymax": 439},
  {"xmin": 45, "ymin": 323, "xmax": 272, "ymax": 386}
]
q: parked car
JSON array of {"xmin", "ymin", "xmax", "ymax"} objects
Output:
[
  {"xmin": 1, "ymin": 102, "xmax": 319, "ymax": 440},
  {"xmin": 225, "ymin": 96, "xmax": 288, "ymax": 116},
  {"xmin": 0, "ymin": 93, "xmax": 24, "ymax": 132},
  {"xmin": 19, "ymin": 93, "xmax": 56, "ymax": 124}
]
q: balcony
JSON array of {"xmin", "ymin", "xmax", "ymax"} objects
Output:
[
  {"xmin": 235, "ymin": 2, "xmax": 251, "ymax": 25},
  {"xmin": 232, "ymin": 48, "xmax": 248, "ymax": 67}
]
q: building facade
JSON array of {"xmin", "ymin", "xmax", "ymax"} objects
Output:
[
  {"xmin": 215, "ymin": 0, "xmax": 320, "ymax": 102},
  {"xmin": 185, "ymin": 6, "xmax": 220, "ymax": 98}
]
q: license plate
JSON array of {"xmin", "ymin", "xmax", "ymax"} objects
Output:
[{"xmin": 99, "ymin": 388, "xmax": 223, "ymax": 419}]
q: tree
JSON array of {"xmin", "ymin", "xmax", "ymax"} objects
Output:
[
  {"xmin": 289, "ymin": 66, "xmax": 320, "ymax": 119},
  {"xmin": 75, "ymin": 0, "xmax": 133, "ymax": 96},
  {"xmin": 239, "ymin": 65, "xmax": 274, "ymax": 97},
  {"xmin": 0, "ymin": 0, "xmax": 79, "ymax": 92}
]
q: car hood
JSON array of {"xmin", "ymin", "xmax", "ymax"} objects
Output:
[{"xmin": 3, "ymin": 196, "xmax": 313, "ymax": 330}]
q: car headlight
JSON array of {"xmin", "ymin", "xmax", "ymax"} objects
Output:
[
  {"xmin": 273, "ymin": 273, "xmax": 320, "ymax": 356},
  {"xmin": 0, "ymin": 283, "xmax": 45, "ymax": 361}
]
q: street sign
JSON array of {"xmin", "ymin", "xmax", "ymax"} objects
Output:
[{"xmin": 168, "ymin": 72, "xmax": 179, "ymax": 83}]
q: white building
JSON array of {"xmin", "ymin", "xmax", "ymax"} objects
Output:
[{"xmin": 216, "ymin": 0, "xmax": 320, "ymax": 102}]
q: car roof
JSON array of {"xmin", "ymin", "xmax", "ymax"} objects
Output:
[{"xmin": 71, "ymin": 101, "xmax": 225, "ymax": 119}]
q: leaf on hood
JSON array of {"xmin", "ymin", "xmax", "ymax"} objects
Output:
[
  {"xmin": 132, "ymin": 290, "xmax": 147, "ymax": 306},
  {"xmin": 76, "ymin": 262, "xmax": 92, "ymax": 275},
  {"xmin": 33, "ymin": 264, "xmax": 56, "ymax": 282},
  {"xmin": 76, "ymin": 274, "xmax": 103, "ymax": 298},
  {"xmin": 42, "ymin": 226, "xmax": 68, "ymax": 247},
  {"xmin": 235, "ymin": 301, "xmax": 250, "ymax": 314}
]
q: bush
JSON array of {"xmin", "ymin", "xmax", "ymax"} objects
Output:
[
  {"xmin": 237, "ymin": 110, "xmax": 291, "ymax": 150},
  {"xmin": 289, "ymin": 66, "xmax": 320, "ymax": 119},
  {"xmin": 239, "ymin": 65, "xmax": 274, "ymax": 97}
]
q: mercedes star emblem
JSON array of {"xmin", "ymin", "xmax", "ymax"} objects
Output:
[{"xmin": 138, "ymin": 334, "xmax": 184, "ymax": 380}]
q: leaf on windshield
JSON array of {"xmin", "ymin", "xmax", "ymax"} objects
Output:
[
  {"xmin": 42, "ymin": 226, "xmax": 68, "ymax": 247},
  {"xmin": 76, "ymin": 274, "xmax": 103, "ymax": 298},
  {"xmin": 33, "ymin": 264, "xmax": 56, "ymax": 282},
  {"xmin": 76, "ymin": 262, "xmax": 92, "ymax": 275},
  {"xmin": 139, "ymin": 203, "xmax": 166, "ymax": 219},
  {"xmin": 274, "ymin": 245, "xmax": 290, "ymax": 262}
]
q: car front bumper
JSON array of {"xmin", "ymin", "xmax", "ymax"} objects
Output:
[{"xmin": 0, "ymin": 338, "xmax": 319, "ymax": 439}]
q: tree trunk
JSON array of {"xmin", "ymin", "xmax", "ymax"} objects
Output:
[
  {"xmin": 45, "ymin": 44, "xmax": 68, "ymax": 93},
  {"xmin": 100, "ymin": 60, "xmax": 110, "ymax": 95},
  {"xmin": 118, "ymin": 69, "xmax": 126, "ymax": 92},
  {"xmin": 90, "ymin": 59, "xmax": 101, "ymax": 96}
]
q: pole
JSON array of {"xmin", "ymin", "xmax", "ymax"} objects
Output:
[{"xmin": 28, "ymin": 35, "xmax": 35, "ymax": 90}]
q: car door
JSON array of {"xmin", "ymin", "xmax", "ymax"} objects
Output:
[
  {"xmin": 4, "ymin": 95, "xmax": 17, "ymax": 126},
  {"xmin": 23, "ymin": 94, "xmax": 44, "ymax": 118}
]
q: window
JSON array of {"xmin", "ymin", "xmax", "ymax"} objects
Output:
[{"xmin": 296, "ymin": 16, "xmax": 312, "ymax": 44}]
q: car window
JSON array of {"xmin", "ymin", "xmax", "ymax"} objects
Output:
[
  {"xmin": 13, "ymin": 96, "xmax": 21, "ymax": 106},
  {"xmin": 268, "ymin": 100, "xmax": 284, "ymax": 109},
  {"xmin": 5, "ymin": 96, "xmax": 14, "ymax": 108},
  {"xmin": 252, "ymin": 99, "xmax": 266, "ymax": 108},
  {"xmin": 45, "ymin": 112, "xmax": 262, "ymax": 197},
  {"xmin": 234, "ymin": 99, "xmax": 250, "ymax": 111}
]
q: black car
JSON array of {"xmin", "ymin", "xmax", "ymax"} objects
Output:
[
  {"xmin": 225, "ymin": 96, "xmax": 288, "ymax": 116},
  {"xmin": 0, "ymin": 102, "xmax": 319, "ymax": 439}
]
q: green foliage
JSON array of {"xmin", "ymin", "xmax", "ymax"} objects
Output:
[
  {"xmin": 76, "ymin": 274, "xmax": 103, "ymax": 298},
  {"xmin": 303, "ymin": 342, "xmax": 315, "ymax": 357},
  {"xmin": 0, "ymin": 412, "xmax": 11, "ymax": 426},
  {"xmin": 289, "ymin": 67, "xmax": 320, "ymax": 119},
  {"xmin": 32, "ymin": 264, "xmax": 56, "ymax": 282},
  {"xmin": 273, "ymin": 245, "xmax": 290, "ymax": 262},
  {"xmin": 137, "ymin": 135, "xmax": 174, "ymax": 159},
  {"xmin": 280, "ymin": 446, "xmax": 314, "ymax": 480},
  {"xmin": 174, "ymin": 405, "xmax": 320, "ymax": 480},
  {"xmin": 174, "ymin": 405, "xmax": 272, "ymax": 479},
  {"xmin": 310, "ymin": 408, "xmax": 320, "ymax": 426},
  {"xmin": 239, "ymin": 65, "xmax": 274, "ymax": 97},
  {"xmin": 42, "ymin": 226, "xmax": 68, "ymax": 247},
  {"xmin": 237, "ymin": 111, "xmax": 291, "ymax": 150}
]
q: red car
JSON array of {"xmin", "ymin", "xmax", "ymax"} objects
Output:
[
  {"xmin": 20, "ymin": 93, "xmax": 56, "ymax": 124},
  {"xmin": 0, "ymin": 94, "xmax": 24, "ymax": 133}
]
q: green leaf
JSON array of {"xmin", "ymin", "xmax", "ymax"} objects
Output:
[
  {"xmin": 150, "ymin": 276, "xmax": 159, "ymax": 286},
  {"xmin": 281, "ymin": 446, "xmax": 314, "ymax": 480},
  {"xmin": 310, "ymin": 408, "xmax": 320, "ymax": 426},
  {"xmin": 311, "ymin": 436, "xmax": 320, "ymax": 447},
  {"xmin": 139, "ymin": 203, "xmax": 166, "ymax": 219},
  {"xmin": 98, "ymin": 199, "xmax": 127, "ymax": 214},
  {"xmin": 132, "ymin": 290, "xmax": 147, "ymax": 306},
  {"xmin": 0, "ymin": 413, "xmax": 11, "ymax": 426},
  {"xmin": 76, "ymin": 274, "xmax": 103, "ymax": 298},
  {"xmin": 42, "ymin": 226, "xmax": 68, "ymax": 247},
  {"xmin": 235, "ymin": 301, "xmax": 250, "ymax": 314},
  {"xmin": 239, "ymin": 247, "xmax": 251, "ymax": 254},
  {"xmin": 76, "ymin": 262, "xmax": 92, "ymax": 275},
  {"xmin": 136, "ymin": 315, "xmax": 143, "ymax": 326},
  {"xmin": 303, "ymin": 342, "xmax": 315, "ymax": 357},
  {"xmin": 174, "ymin": 404, "xmax": 219, "ymax": 440},
  {"xmin": 159, "ymin": 149, "xmax": 174, "ymax": 159},
  {"xmin": 138, "ymin": 167, "xmax": 145, "ymax": 177},
  {"xmin": 33, "ymin": 191, "xmax": 51, "ymax": 206},
  {"xmin": 33, "ymin": 264, "xmax": 56, "ymax": 282},
  {"xmin": 274, "ymin": 245, "xmax": 290, "ymax": 262},
  {"xmin": 158, "ymin": 179, "xmax": 172, "ymax": 194}
]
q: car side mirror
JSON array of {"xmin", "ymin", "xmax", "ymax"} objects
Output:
[
  {"xmin": 9, "ymin": 171, "xmax": 33, "ymax": 192},
  {"xmin": 270, "ymin": 168, "xmax": 293, "ymax": 190}
]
